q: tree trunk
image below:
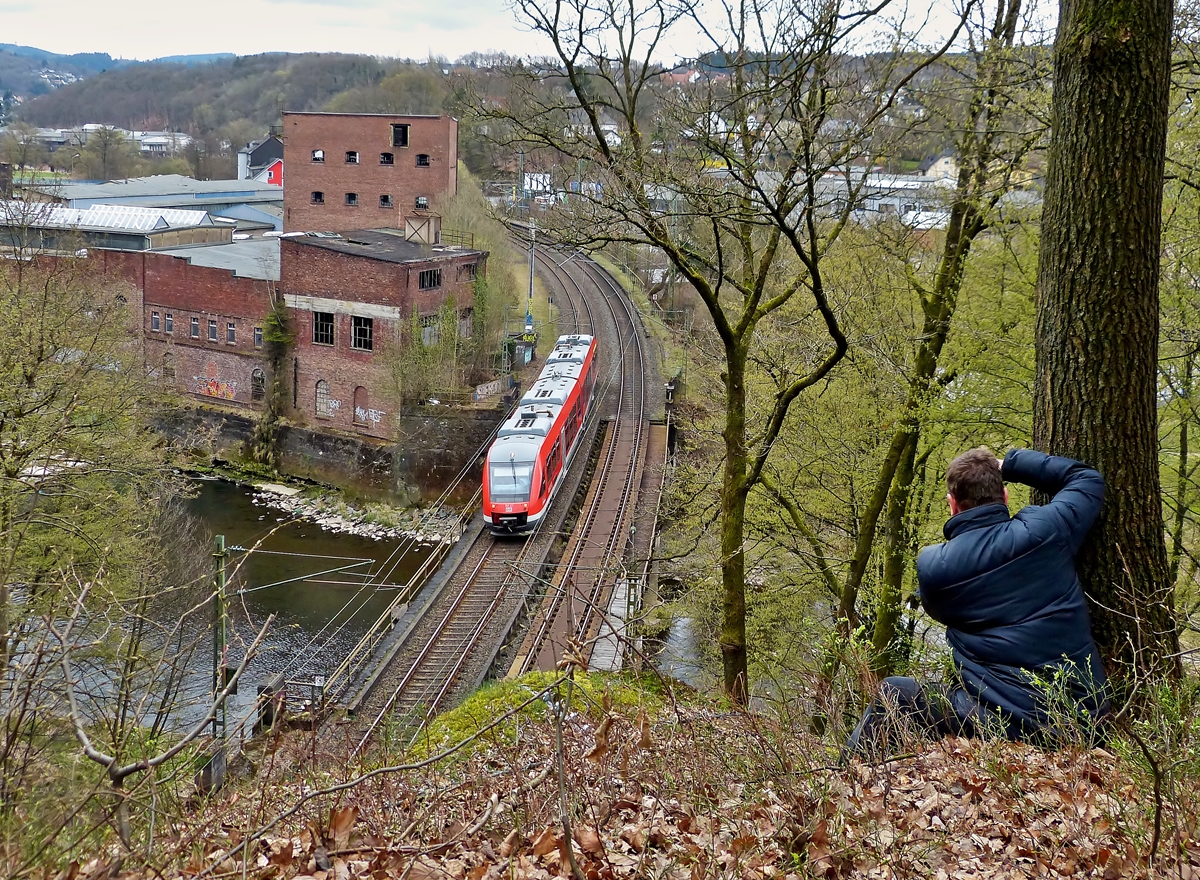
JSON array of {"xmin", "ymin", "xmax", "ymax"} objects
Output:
[
  {"xmin": 1034, "ymin": 0, "xmax": 1180, "ymax": 681},
  {"xmin": 720, "ymin": 351, "xmax": 750, "ymax": 704},
  {"xmin": 872, "ymin": 429, "xmax": 919, "ymax": 673}
]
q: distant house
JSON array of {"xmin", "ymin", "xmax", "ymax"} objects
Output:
[
  {"xmin": 918, "ymin": 154, "xmax": 959, "ymax": 181},
  {"xmin": 237, "ymin": 135, "xmax": 284, "ymax": 182}
]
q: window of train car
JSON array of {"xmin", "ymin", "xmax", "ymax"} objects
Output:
[{"xmin": 490, "ymin": 453, "xmax": 535, "ymax": 503}]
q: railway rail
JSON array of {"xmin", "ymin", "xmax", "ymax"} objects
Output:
[{"xmin": 336, "ymin": 239, "xmax": 621, "ymax": 751}]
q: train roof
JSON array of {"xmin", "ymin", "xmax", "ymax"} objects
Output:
[
  {"xmin": 544, "ymin": 334, "xmax": 594, "ymax": 368},
  {"xmin": 496, "ymin": 402, "xmax": 562, "ymax": 439},
  {"xmin": 521, "ymin": 372, "xmax": 576, "ymax": 407}
]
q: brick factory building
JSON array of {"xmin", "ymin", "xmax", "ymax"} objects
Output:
[
  {"xmin": 282, "ymin": 113, "xmax": 459, "ymax": 233},
  {"xmin": 86, "ymin": 229, "xmax": 487, "ymax": 442},
  {"xmin": 282, "ymin": 229, "xmax": 484, "ymax": 439}
]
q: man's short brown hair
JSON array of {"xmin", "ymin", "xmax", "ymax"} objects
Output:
[{"xmin": 946, "ymin": 447, "xmax": 1005, "ymax": 510}]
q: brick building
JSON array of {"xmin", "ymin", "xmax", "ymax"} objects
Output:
[
  {"xmin": 282, "ymin": 113, "xmax": 458, "ymax": 233},
  {"xmin": 85, "ymin": 228, "xmax": 487, "ymax": 442},
  {"xmin": 91, "ymin": 247, "xmax": 275, "ymax": 409},
  {"xmin": 282, "ymin": 229, "xmax": 485, "ymax": 439}
]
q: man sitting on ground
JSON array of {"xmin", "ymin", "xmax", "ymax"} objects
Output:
[{"xmin": 846, "ymin": 447, "xmax": 1109, "ymax": 755}]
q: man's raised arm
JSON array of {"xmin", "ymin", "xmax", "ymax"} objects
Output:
[{"xmin": 1001, "ymin": 448, "xmax": 1105, "ymax": 554}]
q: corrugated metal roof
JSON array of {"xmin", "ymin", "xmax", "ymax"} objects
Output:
[
  {"xmin": 32, "ymin": 174, "xmax": 282, "ymax": 200},
  {"xmin": 0, "ymin": 201, "xmax": 214, "ymax": 232}
]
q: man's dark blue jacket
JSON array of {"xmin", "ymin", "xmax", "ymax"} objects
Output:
[{"xmin": 916, "ymin": 449, "xmax": 1108, "ymax": 735}]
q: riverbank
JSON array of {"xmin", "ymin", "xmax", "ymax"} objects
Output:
[{"xmin": 248, "ymin": 482, "xmax": 465, "ymax": 544}]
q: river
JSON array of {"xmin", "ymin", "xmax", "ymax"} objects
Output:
[{"xmin": 181, "ymin": 478, "xmax": 436, "ymax": 728}]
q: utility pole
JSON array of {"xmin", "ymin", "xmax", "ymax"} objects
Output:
[
  {"xmin": 517, "ymin": 149, "xmax": 525, "ymax": 207},
  {"xmin": 212, "ymin": 534, "xmax": 227, "ymax": 740},
  {"xmin": 527, "ymin": 218, "xmax": 536, "ymax": 334}
]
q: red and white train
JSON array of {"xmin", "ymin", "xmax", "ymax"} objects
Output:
[{"xmin": 483, "ymin": 334, "xmax": 598, "ymax": 535}]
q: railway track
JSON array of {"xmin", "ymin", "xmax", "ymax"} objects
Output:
[
  {"xmin": 337, "ymin": 237, "xmax": 614, "ymax": 751},
  {"xmin": 511, "ymin": 252, "xmax": 648, "ymax": 674}
]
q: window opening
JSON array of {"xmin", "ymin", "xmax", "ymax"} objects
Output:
[
  {"xmin": 418, "ymin": 268, "xmax": 441, "ymax": 290},
  {"xmin": 415, "ymin": 196, "xmax": 429, "ymax": 210},
  {"xmin": 420, "ymin": 313, "xmax": 439, "ymax": 347},
  {"xmin": 254, "ymin": 326, "xmax": 263, "ymax": 348},
  {"xmin": 165, "ymin": 313, "xmax": 173, "ymax": 333},
  {"xmin": 315, "ymin": 379, "xmax": 332, "ymax": 417},
  {"xmin": 311, "ymin": 149, "xmax": 325, "ymax": 162},
  {"xmin": 190, "ymin": 317, "xmax": 199, "ymax": 338},
  {"xmin": 380, "ymin": 152, "xmax": 394, "ymax": 165},
  {"xmin": 391, "ymin": 124, "xmax": 409, "ymax": 147},
  {"xmin": 311, "ymin": 191, "xmax": 324, "ymax": 204},
  {"xmin": 208, "ymin": 319, "xmax": 217, "ymax": 341},
  {"xmin": 150, "ymin": 311, "xmax": 160, "ymax": 331},
  {"xmin": 416, "ymin": 153, "xmax": 430, "ymax": 167},
  {"xmin": 459, "ymin": 262, "xmax": 477, "ymax": 280},
  {"xmin": 313, "ymin": 311, "xmax": 334, "ymax": 345},
  {"xmin": 226, "ymin": 322, "xmax": 236, "ymax": 344},
  {"xmin": 458, "ymin": 307, "xmax": 473, "ymax": 337},
  {"xmin": 379, "ymin": 194, "xmax": 393, "ymax": 208},
  {"xmin": 345, "ymin": 192, "xmax": 358, "ymax": 206},
  {"xmin": 351, "ymin": 316, "xmax": 373, "ymax": 351},
  {"xmin": 251, "ymin": 369, "xmax": 266, "ymax": 402},
  {"xmin": 345, "ymin": 150, "xmax": 359, "ymax": 164}
]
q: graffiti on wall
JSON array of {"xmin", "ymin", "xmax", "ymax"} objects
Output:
[
  {"xmin": 194, "ymin": 376, "xmax": 237, "ymax": 400},
  {"xmin": 355, "ymin": 407, "xmax": 386, "ymax": 427}
]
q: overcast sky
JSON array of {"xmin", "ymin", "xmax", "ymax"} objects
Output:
[
  {"xmin": 0, "ymin": 0, "xmax": 553, "ymax": 62},
  {"xmin": 1, "ymin": 0, "xmax": 1049, "ymax": 65}
]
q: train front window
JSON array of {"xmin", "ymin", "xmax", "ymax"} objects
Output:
[{"xmin": 490, "ymin": 458, "xmax": 534, "ymax": 503}]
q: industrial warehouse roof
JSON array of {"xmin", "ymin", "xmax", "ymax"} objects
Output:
[
  {"xmin": 0, "ymin": 201, "xmax": 217, "ymax": 233},
  {"xmin": 285, "ymin": 228, "xmax": 485, "ymax": 264},
  {"xmin": 155, "ymin": 238, "xmax": 280, "ymax": 280},
  {"xmin": 31, "ymin": 174, "xmax": 283, "ymax": 208}
]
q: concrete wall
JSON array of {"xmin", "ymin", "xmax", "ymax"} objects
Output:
[
  {"xmin": 282, "ymin": 113, "xmax": 458, "ymax": 232},
  {"xmin": 158, "ymin": 404, "xmax": 503, "ymax": 504}
]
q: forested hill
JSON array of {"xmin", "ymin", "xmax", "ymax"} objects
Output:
[{"xmin": 15, "ymin": 53, "xmax": 401, "ymax": 132}]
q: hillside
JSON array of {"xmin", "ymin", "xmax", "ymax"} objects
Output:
[{"xmin": 16, "ymin": 52, "xmax": 395, "ymax": 132}]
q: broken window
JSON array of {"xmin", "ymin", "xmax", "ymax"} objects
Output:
[
  {"xmin": 315, "ymin": 379, "xmax": 332, "ymax": 417},
  {"xmin": 313, "ymin": 311, "xmax": 334, "ymax": 346},
  {"xmin": 227, "ymin": 322, "xmax": 236, "ymax": 344},
  {"xmin": 251, "ymin": 369, "xmax": 266, "ymax": 402},
  {"xmin": 165, "ymin": 313, "xmax": 173, "ymax": 333},
  {"xmin": 208, "ymin": 319, "xmax": 218, "ymax": 341},
  {"xmin": 418, "ymin": 268, "xmax": 441, "ymax": 290},
  {"xmin": 459, "ymin": 262, "xmax": 477, "ymax": 281},
  {"xmin": 415, "ymin": 195, "xmax": 429, "ymax": 210},
  {"xmin": 311, "ymin": 149, "xmax": 325, "ymax": 162},
  {"xmin": 416, "ymin": 153, "xmax": 430, "ymax": 167},
  {"xmin": 380, "ymin": 152, "xmax": 394, "ymax": 165},
  {"xmin": 190, "ymin": 317, "xmax": 199, "ymax": 338},
  {"xmin": 345, "ymin": 192, "xmax": 358, "ymax": 206},
  {"xmin": 420, "ymin": 313, "xmax": 439, "ymax": 347},
  {"xmin": 345, "ymin": 150, "xmax": 359, "ymax": 164},
  {"xmin": 352, "ymin": 316, "xmax": 373, "ymax": 351},
  {"xmin": 391, "ymin": 124, "xmax": 409, "ymax": 147},
  {"xmin": 379, "ymin": 194, "xmax": 393, "ymax": 208},
  {"xmin": 151, "ymin": 311, "xmax": 160, "ymax": 331},
  {"xmin": 458, "ymin": 307, "xmax": 473, "ymax": 338},
  {"xmin": 311, "ymin": 191, "xmax": 324, "ymax": 204}
]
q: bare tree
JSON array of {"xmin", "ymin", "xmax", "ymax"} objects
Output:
[{"xmin": 486, "ymin": 0, "xmax": 966, "ymax": 700}]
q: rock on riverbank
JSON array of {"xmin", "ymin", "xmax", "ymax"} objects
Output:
[{"xmin": 251, "ymin": 483, "xmax": 463, "ymax": 544}]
